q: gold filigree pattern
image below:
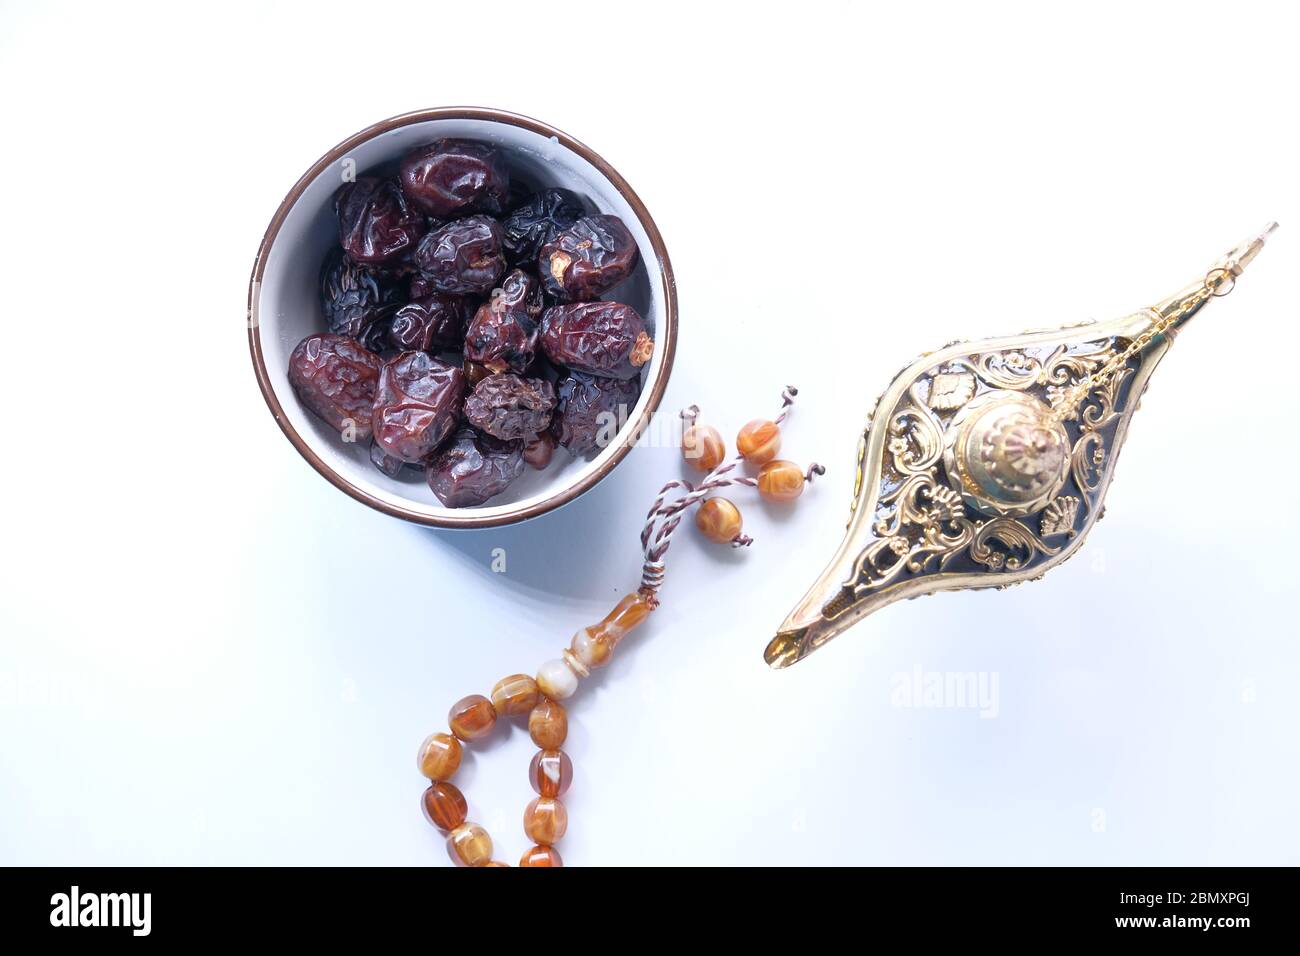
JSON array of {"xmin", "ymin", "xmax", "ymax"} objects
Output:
[
  {"xmin": 926, "ymin": 372, "xmax": 976, "ymax": 410},
  {"xmin": 769, "ymin": 226, "xmax": 1276, "ymax": 669},
  {"xmin": 967, "ymin": 518, "xmax": 1060, "ymax": 571},
  {"xmin": 1040, "ymin": 496, "xmax": 1081, "ymax": 537},
  {"xmin": 843, "ymin": 337, "xmax": 1125, "ymax": 603},
  {"xmin": 950, "ymin": 350, "xmax": 1041, "ymax": 389}
]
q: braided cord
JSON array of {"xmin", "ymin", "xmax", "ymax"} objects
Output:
[{"xmin": 638, "ymin": 387, "xmax": 821, "ymax": 601}]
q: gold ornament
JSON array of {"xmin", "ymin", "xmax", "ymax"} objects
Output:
[
  {"xmin": 768, "ymin": 225, "xmax": 1277, "ymax": 669},
  {"xmin": 942, "ymin": 389, "xmax": 1071, "ymax": 518}
]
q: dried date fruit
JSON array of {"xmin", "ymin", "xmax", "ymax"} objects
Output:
[
  {"xmin": 538, "ymin": 214, "xmax": 638, "ymax": 301},
  {"xmin": 292, "ymin": 139, "xmax": 656, "ymax": 491},
  {"xmin": 369, "ymin": 440, "xmax": 408, "ymax": 478},
  {"xmin": 523, "ymin": 352, "xmax": 563, "ymax": 384},
  {"xmin": 550, "ymin": 371, "xmax": 641, "ymax": 456},
  {"xmin": 463, "ymin": 359, "xmax": 493, "ymax": 387},
  {"xmin": 502, "ymin": 189, "xmax": 584, "ymax": 267},
  {"xmin": 463, "ymin": 269, "xmax": 543, "ymax": 373},
  {"xmin": 522, "ymin": 431, "xmax": 555, "ymax": 470},
  {"xmin": 388, "ymin": 294, "xmax": 474, "ymax": 353},
  {"xmin": 360, "ymin": 319, "xmax": 396, "ymax": 354},
  {"xmin": 463, "ymin": 373, "xmax": 556, "ymax": 441},
  {"xmin": 336, "ymin": 177, "xmax": 426, "ymax": 265},
  {"xmin": 414, "ymin": 215, "xmax": 506, "ymax": 295},
  {"xmin": 371, "ymin": 352, "xmax": 466, "ymax": 464},
  {"xmin": 426, "ymin": 427, "xmax": 524, "ymax": 507},
  {"xmin": 408, "ymin": 274, "xmax": 447, "ymax": 299},
  {"xmin": 399, "ymin": 140, "xmax": 509, "ymax": 218},
  {"xmin": 287, "ymin": 333, "xmax": 383, "ymax": 440},
  {"xmin": 320, "ymin": 250, "xmax": 402, "ymax": 341},
  {"xmin": 540, "ymin": 302, "xmax": 654, "ymax": 380},
  {"xmin": 370, "ymin": 247, "xmax": 422, "ymax": 281}
]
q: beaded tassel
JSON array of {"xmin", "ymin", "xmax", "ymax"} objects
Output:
[{"xmin": 418, "ymin": 387, "xmax": 822, "ymax": 866}]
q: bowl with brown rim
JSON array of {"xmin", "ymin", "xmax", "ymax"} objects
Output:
[{"xmin": 248, "ymin": 107, "xmax": 677, "ymax": 528}]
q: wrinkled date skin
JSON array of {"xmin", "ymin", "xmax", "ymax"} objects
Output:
[
  {"xmin": 550, "ymin": 371, "xmax": 641, "ymax": 456},
  {"xmin": 426, "ymin": 427, "xmax": 524, "ymax": 507},
  {"xmin": 360, "ymin": 320, "xmax": 396, "ymax": 355},
  {"xmin": 388, "ymin": 294, "xmax": 475, "ymax": 353},
  {"xmin": 320, "ymin": 250, "xmax": 402, "ymax": 341},
  {"xmin": 538, "ymin": 214, "xmax": 639, "ymax": 301},
  {"xmin": 288, "ymin": 333, "xmax": 383, "ymax": 440},
  {"xmin": 336, "ymin": 177, "xmax": 426, "ymax": 265},
  {"xmin": 369, "ymin": 247, "xmax": 421, "ymax": 281},
  {"xmin": 371, "ymin": 352, "xmax": 466, "ymax": 464},
  {"xmin": 463, "ymin": 269, "xmax": 543, "ymax": 373},
  {"xmin": 502, "ymin": 189, "xmax": 584, "ymax": 266},
  {"xmin": 399, "ymin": 140, "xmax": 509, "ymax": 218},
  {"xmin": 463, "ymin": 373, "xmax": 556, "ymax": 441},
  {"xmin": 540, "ymin": 301, "xmax": 654, "ymax": 380},
  {"xmin": 414, "ymin": 215, "xmax": 506, "ymax": 295},
  {"xmin": 369, "ymin": 440, "xmax": 409, "ymax": 478},
  {"xmin": 408, "ymin": 274, "xmax": 442, "ymax": 299},
  {"xmin": 522, "ymin": 431, "xmax": 556, "ymax": 470}
]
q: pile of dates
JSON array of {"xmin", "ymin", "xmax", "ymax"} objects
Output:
[{"xmin": 287, "ymin": 139, "xmax": 654, "ymax": 507}]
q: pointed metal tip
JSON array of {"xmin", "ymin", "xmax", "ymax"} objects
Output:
[
  {"xmin": 1219, "ymin": 222, "xmax": 1278, "ymax": 276},
  {"xmin": 764, "ymin": 627, "xmax": 809, "ymax": 669}
]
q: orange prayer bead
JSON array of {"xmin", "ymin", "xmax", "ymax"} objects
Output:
[
  {"xmin": 422, "ymin": 782, "xmax": 468, "ymax": 832},
  {"xmin": 519, "ymin": 845, "xmax": 563, "ymax": 867},
  {"xmin": 491, "ymin": 674, "xmax": 539, "ymax": 717},
  {"xmin": 484, "ymin": 861, "xmax": 510, "ymax": 867},
  {"xmin": 571, "ymin": 592, "xmax": 653, "ymax": 669},
  {"xmin": 569, "ymin": 624, "xmax": 613, "ymax": 669},
  {"xmin": 446, "ymin": 822, "xmax": 493, "ymax": 867},
  {"xmin": 528, "ymin": 749, "xmax": 573, "ymax": 797},
  {"xmin": 605, "ymin": 591, "xmax": 653, "ymax": 635},
  {"xmin": 736, "ymin": 418, "xmax": 781, "ymax": 464},
  {"xmin": 523, "ymin": 796, "xmax": 568, "ymax": 845},
  {"xmin": 449, "ymin": 694, "xmax": 497, "ymax": 742},
  {"xmin": 417, "ymin": 732, "xmax": 462, "ymax": 781},
  {"xmin": 536, "ymin": 658, "xmax": 580, "ymax": 699},
  {"xmin": 696, "ymin": 497, "xmax": 743, "ymax": 543},
  {"xmin": 681, "ymin": 424, "xmax": 725, "ymax": 472},
  {"xmin": 528, "ymin": 697, "xmax": 568, "ymax": 749},
  {"xmin": 756, "ymin": 459, "xmax": 806, "ymax": 501}
]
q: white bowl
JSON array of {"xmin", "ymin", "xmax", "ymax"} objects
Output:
[{"xmin": 248, "ymin": 108, "xmax": 677, "ymax": 528}]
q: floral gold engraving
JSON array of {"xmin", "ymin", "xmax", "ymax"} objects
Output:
[{"xmin": 768, "ymin": 225, "xmax": 1277, "ymax": 669}]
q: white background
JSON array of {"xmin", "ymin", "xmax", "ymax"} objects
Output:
[{"xmin": 1, "ymin": 0, "xmax": 1297, "ymax": 866}]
